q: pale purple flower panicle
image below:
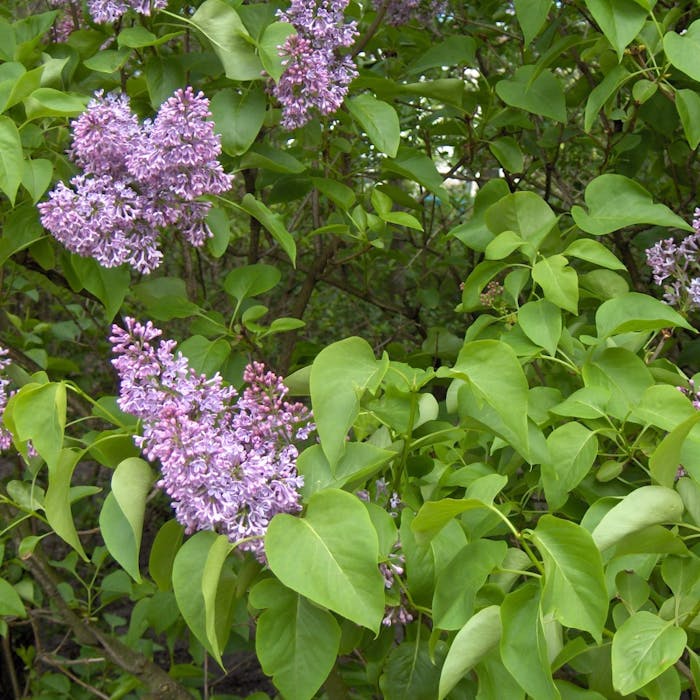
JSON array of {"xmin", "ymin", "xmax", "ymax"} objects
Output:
[
  {"xmin": 0, "ymin": 348, "xmax": 12, "ymax": 451},
  {"xmin": 39, "ymin": 89, "xmax": 232, "ymax": 274},
  {"xmin": 87, "ymin": 0, "xmax": 167, "ymax": 23},
  {"xmin": 50, "ymin": 0, "xmax": 166, "ymax": 24},
  {"xmin": 645, "ymin": 208, "xmax": 700, "ymax": 310},
  {"xmin": 274, "ymin": 0, "xmax": 358, "ymax": 129},
  {"xmin": 110, "ymin": 318, "xmax": 313, "ymax": 559},
  {"xmin": 374, "ymin": 0, "xmax": 446, "ymax": 26}
]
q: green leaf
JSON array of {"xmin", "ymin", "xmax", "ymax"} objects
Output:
[
  {"xmin": 310, "ymin": 337, "xmax": 386, "ymax": 468},
  {"xmin": 383, "ymin": 147, "xmax": 447, "ymax": 198},
  {"xmin": 179, "ymin": 336, "xmax": 231, "ymax": 375},
  {"xmin": 24, "ymin": 88, "xmax": 88, "ymax": 120},
  {"xmin": 132, "ymin": 276, "xmax": 199, "ymax": 320},
  {"xmin": 379, "ymin": 639, "xmax": 442, "ymax": 700},
  {"xmin": 223, "ymin": 263, "xmax": 281, "ymax": 302},
  {"xmin": 83, "ymin": 49, "xmax": 131, "ymax": 73},
  {"xmin": 238, "ymin": 194, "xmax": 296, "ymax": 265},
  {"xmin": 649, "ymin": 414, "xmax": 700, "ymax": 488},
  {"xmin": 572, "ymin": 174, "xmax": 693, "ymax": 235},
  {"xmin": 433, "ymin": 540, "xmax": 507, "ymax": 630},
  {"xmin": 69, "ymin": 256, "xmax": 130, "ymax": 321},
  {"xmin": 531, "ymin": 516, "xmax": 607, "ymax": 641},
  {"xmin": 514, "ymin": 0, "xmax": 551, "ymax": 44},
  {"xmin": 311, "ymin": 177, "xmax": 356, "ymax": 211},
  {"xmin": 532, "ymin": 255, "xmax": 578, "ymax": 314},
  {"xmin": 44, "ymin": 449, "xmax": 87, "ymax": 560},
  {"xmin": 584, "ymin": 0, "xmax": 647, "ymax": 60},
  {"xmin": 21, "ymin": 158, "xmax": 52, "ymax": 204},
  {"xmin": 202, "ymin": 535, "xmax": 234, "ymax": 664},
  {"xmin": 117, "ymin": 26, "xmax": 181, "ymax": 48},
  {"xmin": 563, "ymin": 239, "xmax": 625, "ymax": 270},
  {"xmin": 541, "ymin": 422, "xmax": 598, "ymax": 510},
  {"xmin": 240, "ymin": 143, "xmax": 306, "ymax": 173},
  {"xmin": 451, "ymin": 339, "xmax": 530, "ymax": 456},
  {"xmin": 518, "ymin": 300, "xmax": 562, "ymax": 356},
  {"xmin": 189, "ymin": 0, "xmax": 263, "ymax": 80},
  {"xmin": 496, "ymin": 66, "xmax": 566, "ymax": 122},
  {"xmin": 611, "ymin": 612, "xmax": 686, "ymax": 694},
  {"xmin": 205, "ymin": 206, "xmax": 231, "ymax": 257},
  {"xmin": 0, "ymin": 115, "xmax": 23, "ymax": 204},
  {"xmin": 411, "ymin": 498, "xmax": 490, "ymax": 544},
  {"xmin": 485, "ymin": 230, "xmax": 526, "ymax": 260},
  {"xmin": 8, "ymin": 382, "xmax": 65, "ymax": 471},
  {"xmin": 675, "ymin": 89, "xmax": 700, "ymax": 149},
  {"xmin": 664, "ymin": 20, "xmax": 700, "ymax": 82},
  {"xmin": 500, "ymin": 585, "xmax": 560, "ymax": 699},
  {"xmin": 450, "ymin": 179, "xmax": 510, "ymax": 252},
  {"xmin": 584, "ymin": 64, "xmax": 630, "ymax": 132},
  {"xmin": 595, "ymin": 292, "xmax": 694, "ymax": 337},
  {"xmin": 484, "ymin": 191, "xmax": 558, "ymax": 259},
  {"xmin": 489, "ymin": 136, "xmax": 524, "ymax": 173},
  {"xmin": 252, "ymin": 580, "xmax": 340, "ymax": 700},
  {"xmin": 172, "ymin": 531, "xmax": 236, "ymax": 663},
  {"xmin": 148, "ymin": 519, "xmax": 184, "ymax": 591},
  {"xmin": 0, "ymin": 578, "xmax": 26, "ymax": 618},
  {"xmin": 265, "ymin": 489, "xmax": 385, "ymax": 632},
  {"xmin": 438, "ymin": 606, "xmax": 502, "ymax": 699},
  {"xmin": 100, "ymin": 458, "xmax": 152, "ymax": 582},
  {"xmin": 259, "ymin": 22, "xmax": 296, "ymax": 82},
  {"xmin": 210, "ymin": 87, "xmax": 266, "ymax": 156},
  {"xmin": 298, "ymin": 442, "xmax": 395, "ymax": 499},
  {"xmin": 347, "ymin": 94, "xmax": 400, "ymax": 157},
  {"xmin": 405, "ymin": 35, "xmax": 475, "ymax": 74},
  {"xmin": 591, "ymin": 486, "xmax": 685, "ymax": 551}
]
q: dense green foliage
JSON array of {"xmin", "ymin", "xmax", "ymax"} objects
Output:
[{"xmin": 2, "ymin": 0, "xmax": 700, "ymax": 698}]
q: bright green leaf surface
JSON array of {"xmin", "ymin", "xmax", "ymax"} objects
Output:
[{"xmin": 265, "ymin": 489, "xmax": 385, "ymax": 632}]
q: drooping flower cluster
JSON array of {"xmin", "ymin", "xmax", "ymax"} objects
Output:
[
  {"xmin": 645, "ymin": 209, "xmax": 700, "ymax": 310},
  {"xmin": 50, "ymin": 0, "xmax": 167, "ymax": 24},
  {"xmin": 0, "ymin": 348, "xmax": 12, "ymax": 451},
  {"xmin": 39, "ymin": 88, "xmax": 232, "ymax": 273},
  {"xmin": 357, "ymin": 478, "xmax": 412, "ymax": 626},
  {"xmin": 273, "ymin": 0, "xmax": 358, "ymax": 129},
  {"xmin": 374, "ymin": 0, "xmax": 446, "ymax": 26},
  {"xmin": 110, "ymin": 318, "xmax": 313, "ymax": 559}
]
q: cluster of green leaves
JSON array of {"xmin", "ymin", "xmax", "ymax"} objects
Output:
[{"xmin": 2, "ymin": 0, "xmax": 700, "ymax": 698}]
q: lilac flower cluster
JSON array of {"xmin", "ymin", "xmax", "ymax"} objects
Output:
[
  {"xmin": 50, "ymin": 0, "xmax": 167, "ymax": 24},
  {"xmin": 39, "ymin": 88, "xmax": 232, "ymax": 273},
  {"xmin": 357, "ymin": 478, "xmax": 412, "ymax": 625},
  {"xmin": 645, "ymin": 209, "xmax": 700, "ymax": 310},
  {"xmin": 0, "ymin": 348, "xmax": 12, "ymax": 451},
  {"xmin": 110, "ymin": 318, "xmax": 313, "ymax": 559},
  {"xmin": 273, "ymin": 0, "xmax": 358, "ymax": 129},
  {"xmin": 374, "ymin": 0, "xmax": 446, "ymax": 26}
]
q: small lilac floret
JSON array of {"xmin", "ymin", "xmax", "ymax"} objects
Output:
[
  {"xmin": 110, "ymin": 319, "xmax": 313, "ymax": 560},
  {"xmin": 39, "ymin": 88, "xmax": 232, "ymax": 273},
  {"xmin": 273, "ymin": 0, "xmax": 358, "ymax": 129}
]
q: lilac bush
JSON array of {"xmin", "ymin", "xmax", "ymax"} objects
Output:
[
  {"xmin": 646, "ymin": 208, "xmax": 700, "ymax": 310},
  {"xmin": 274, "ymin": 0, "xmax": 357, "ymax": 129},
  {"xmin": 110, "ymin": 318, "xmax": 313, "ymax": 559},
  {"xmin": 39, "ymin": 88, "xmax": 232, "ymax": 273}
]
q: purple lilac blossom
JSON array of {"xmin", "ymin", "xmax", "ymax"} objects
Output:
[
  {"xmin": 50, "ymin": 0, "xmax": 166, "ymax": 24},
  {"xmin": 374, "ymin": 0, "xmax": 446, "ymax": 26},
  {"xmin": 110, "ymin": 318, "xmax": 312, "ymax": 560},
  {"xmin": 274, "ymin": 0, "xmax": 358, "ymax": 129},
  {"xmin": 645, "ymin": 208, "xmax": 700, "ymax": 310},
  {"xmin": 39, "ymin": 88, "xmax": 232, "ymax": 274},
  {"xmin": 0, "ymin": 348, "xmax": 12, "ymax": 451}
]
